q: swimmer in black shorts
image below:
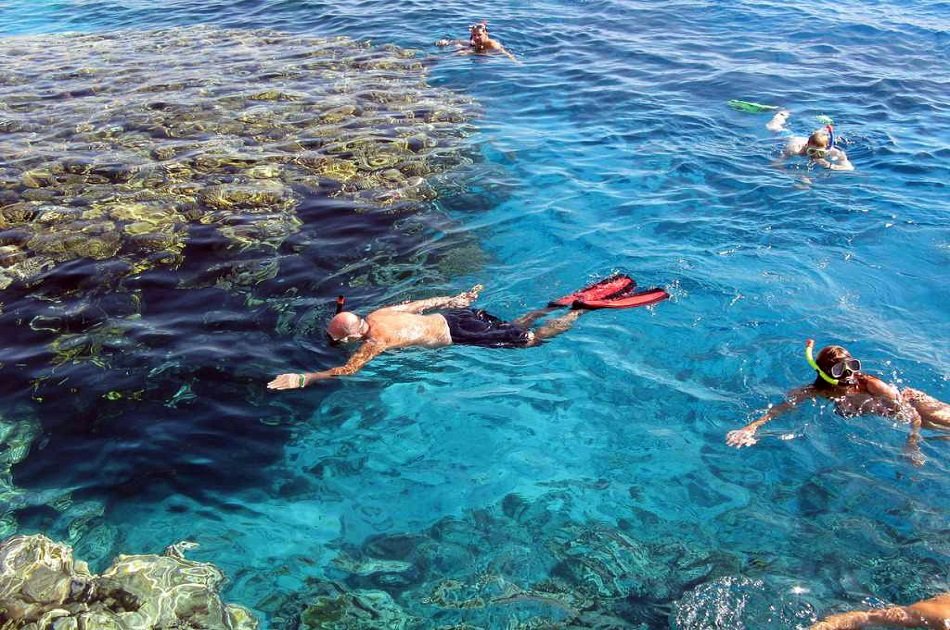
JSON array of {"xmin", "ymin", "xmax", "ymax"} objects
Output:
[{"xmin": 267, "ymin": 284, "xmax": 585, "ymax": 389}]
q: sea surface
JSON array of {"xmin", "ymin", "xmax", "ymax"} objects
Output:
[{"xmin": 1, "ymin": 0, "xmax": 948, "ymax": 628}]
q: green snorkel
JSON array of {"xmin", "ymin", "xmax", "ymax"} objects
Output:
[{"xmin": 805, "ymin": 339, "xmax": 839, "ymax": 385}]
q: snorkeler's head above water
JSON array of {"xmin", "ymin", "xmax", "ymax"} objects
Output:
[
  {"xmin": 810, "ymin": 342, "xmax": 861, "ymax": 388},
  {"xmin": 326, "ymin": 311, "xmax": 367, "ymax": 345},
  {"xmin": 805, "ymin": 127, "xmax": 833, "ymax": 158}
]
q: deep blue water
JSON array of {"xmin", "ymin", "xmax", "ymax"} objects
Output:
[{"xmin": 1, "ymin": 1, "xmax": 948, "ymax": 628}]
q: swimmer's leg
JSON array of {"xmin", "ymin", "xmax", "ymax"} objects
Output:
[
  {"xmin": 526, "ymin": 310, "xmax": 586, "ymax": 346},
  {"xmin": 903, "ymin": 388, "xmax": 950, "ymax": 430},
  {"xmin": 512, "ymin": 306, "xmax": 558, "ymax": 328}
]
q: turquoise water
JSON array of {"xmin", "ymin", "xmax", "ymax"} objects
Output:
[{"xmin": 2, "ymin": 1, "xmax": 948, "ymax": 627}]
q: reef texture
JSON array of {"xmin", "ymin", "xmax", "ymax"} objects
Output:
[
  {"xmin": 0, "ymin": 26, "xmax": 474, "ymax": 291},
  {"xmin": 0, "ymin": 411, "xmax": 40, "ymax": 541},
  {"xmin": 262, "ymin": 489, "xmax": 738, "ymax": 629},
  {"xmin": 0, "ymin": 535, "xmax": 256, "ymax": 629}
]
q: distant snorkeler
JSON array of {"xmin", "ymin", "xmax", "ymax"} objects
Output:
[
  {"xmin": 810, "ymin": 592, "xmax": 950, "ymax": 629},
  {"xmin": 267, "ymin": 275, "xmax": 669, "ymax": 390},
  {"xmin": 767, "ymin": 110, "xmax": 855, "ymax": 171},
  {"xmin": 435, "ymin": 21, "xmax": 518, "ymax": 61},
  {"xmin": 726, "ymin": 340, "xmax": 949, "ymax": 464}
]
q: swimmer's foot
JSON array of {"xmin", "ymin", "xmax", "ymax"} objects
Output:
[{"xmin": 766, "ymin": 109, "xmax": 790, "ymax": 132}]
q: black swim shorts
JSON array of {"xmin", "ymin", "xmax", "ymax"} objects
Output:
[{"xmin": 441, "ymin": 308, "xmax": 532, "ymax": 348}]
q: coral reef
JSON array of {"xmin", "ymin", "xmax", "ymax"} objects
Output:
[
  {"xmin": 0, "ymin": 411, "xmax": 40, "ymax": 540},
  {"xmin": 0, "ymin": 26, "xmax": 474, "ymax": 290},
  {"xmin": 0, "ymin": 534, "xmax": 256, "ymax": 629},
  {"xmin": 0, "ymin": 25, "xmax": 482, "ymax": 374},
  {"xmin": 270, "ymin": 491, "xmax": 736, "ymax": 629}
]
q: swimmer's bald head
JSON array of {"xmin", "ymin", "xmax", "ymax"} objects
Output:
[{"xmin": 327, "ymin": 312, "xmax": 366, "ymax": 343}]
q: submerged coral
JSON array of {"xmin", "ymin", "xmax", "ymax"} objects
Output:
[
  {"xmin": 0, "ymin": 26, "xmax": 481, "ymax": 378},
  {"xmin": 275, "ymin": 491, "xmax": 736, "ymax": 629},
  {"xmin": 0, "ymin": 534, "xmax": 257, "ymax": 629},
  {"xmin": 0, "ymin": 26, "xmax": 475, "ymax": 290},
  {"xmin": 0, "ymin": 411, "xmax": 40, "ymax": 540}
]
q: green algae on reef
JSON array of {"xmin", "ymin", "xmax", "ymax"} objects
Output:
[{"xmin": 0, "ymin": 26, "xmax": 476, "ymax": 291}]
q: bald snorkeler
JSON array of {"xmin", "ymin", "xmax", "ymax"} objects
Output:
[
  {"xmin": 267, "ymin": 275, "xmax": 669, "ymax": 390},
  {"xmin": 435, "ymin": 21, "xmax": 517, "ymax": 61},
  {"xmin": 767, "ymin": 110, "xmax": 855, "ymax": 171},
  {"xmin": 726, "ymin": 340, "xmax": 950, "ymax": 464}
]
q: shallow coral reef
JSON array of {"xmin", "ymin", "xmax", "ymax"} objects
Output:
[
  {"xmin": 0, "ymin": 534, "xmax": 256, "ymax": 629},
  {"xmin": 0, "ymin": 26, "xmax": 476, "ymax": 290}
]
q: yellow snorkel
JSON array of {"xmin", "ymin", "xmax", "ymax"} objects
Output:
[{"xmin": 805, "ymin": 339, "xmax": 838, "ymax": 385}]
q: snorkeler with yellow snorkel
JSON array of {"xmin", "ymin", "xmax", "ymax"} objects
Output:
[
  {"xmin": 726, "ymin": 340, "xmax": 949, "ymax": 464},
  {"xmin": 767, "ymin": 110, "xmax": 855, "ymax": 171}
]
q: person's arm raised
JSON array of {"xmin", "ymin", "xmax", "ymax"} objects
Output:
[
  {"xmin": 267, "ymin": 342, "xmax": 385, "ymax": 390},
  {"xmin": 726, "ymin": 386, "xmax": 817, "ymax": 448},
  {"xmin": 382, "ymin": 284, "xmax": 482, "ymax": 314}
]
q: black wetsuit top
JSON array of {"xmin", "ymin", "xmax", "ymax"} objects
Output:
[{"xmin": 441, "ymin": 308, "xmax": 531, "ymax": 348}]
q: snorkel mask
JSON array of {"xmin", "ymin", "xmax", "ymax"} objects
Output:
[
  {"xmin": 805, "ymin": 124, "xmax": 835, "ymax": 158},
  {"xmin": 469, "ymin": 20, "xmax": 488, "ymax": 42},
  {"xmin": 804, "ymin": 339, "xmax": 860, "ymax": 385}
]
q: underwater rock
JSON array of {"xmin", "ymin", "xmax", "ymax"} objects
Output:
[
  {"xmin": 0, "ymin": 410, "xmax": 41, "ymax": 540},
  {"xmin": 299, "ymin": 584, "xmax": 414, "ymax": 630},
  {"xmin": 332, "ymin": 552, "xmax": 414, "ymax": 577},
  {"xmin": 0, "ymin": 533, "xmax": 257, "ymax": 629}
]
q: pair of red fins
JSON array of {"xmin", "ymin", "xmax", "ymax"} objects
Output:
[{"xmin": 549, "ymin": 274, "xmax": 669, "ymax": 310}]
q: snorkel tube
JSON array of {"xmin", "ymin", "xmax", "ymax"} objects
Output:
[
  {"xmin": 325, "ymin": 295, "xmax": 347, "ymax": 346},
  {"xmin": 805, "ymin": 339, "xmax": 838, "ymax": 385},
  {"xmin": 825, "ymin": 124, "xmax": 835, "ymax": 149}
]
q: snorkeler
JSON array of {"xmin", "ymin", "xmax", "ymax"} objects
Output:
[
  {"xmin": 810, "ymin": 592, "xmax": 950, "ymax": 629},
  {"xmin": 435, "ymin": 21, "xmax": 517, "ymax": 61},
  {"xmin": 725, "ymin": 340, "xmax": 949, "ymax": 463},
  {"xmin": 267, "ymin": 275, "xmax": 668, "ymax": 389},
  {"xmin": 767, "ymin": 110, "xmax": 855, "ymax": 171}
]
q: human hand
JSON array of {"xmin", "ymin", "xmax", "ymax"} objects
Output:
[
  {"xmin": 435, "ymin": 39, "xmax": 451, "ymax": 47},
  {"xmin": 726, "ymin": 427, "xmax": 758, "ymax": 448},
  {"xmin": 445, "ymin": 284, "xmax": 483, "ymax": 308},
  {"xmin": 903, "ymin": 444, "xmax": 926, "ymax": 468},
  {"xmin": 267, "ymin": 373, "xmax": 308, "ymax": 390},
  {"xmin": 766, "ymin": 109, "xmax": 790, "ymax": 132}
]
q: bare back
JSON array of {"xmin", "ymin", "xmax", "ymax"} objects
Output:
[{"xmin": 365, "ymin": 309, "xmax": 452, "ymax": 349}]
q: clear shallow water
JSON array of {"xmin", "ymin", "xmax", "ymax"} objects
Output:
[{"xmin": 2, "ymin": 1, "xmax": 949, "ymax": 628}]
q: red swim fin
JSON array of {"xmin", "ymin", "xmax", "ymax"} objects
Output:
[
  {"xmin": 549, "ymin": 274, "xmax": 635, "ymax": 307},
  {"xmin": 572, "ymin": 287, "xmax": 669, "ymax": 310}
]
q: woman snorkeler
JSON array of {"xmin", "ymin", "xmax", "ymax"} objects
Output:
[{"xmin": 726, "ymin": 340, "xmax": 949, "ymax": 464}]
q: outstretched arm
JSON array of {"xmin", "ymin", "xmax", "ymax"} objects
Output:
[
  {"xmin": 726, "ymin": 386, "xmax": 817, "ymax": 448},
  {"xmin": 267, "ymin": 342, "xmax": 384, "ymax": 390},
  {"xmin": 497, "ymin": 44, "xmax": 518, "ymax": 62},
  {"xmin": 854, "ymin": 374, "xmax": 925, "ymax": 465},
  {"xmin": 382, "ymin": 284, "xmax": 482, "ymax": 314}
]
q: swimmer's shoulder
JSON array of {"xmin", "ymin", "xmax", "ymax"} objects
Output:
[{"xmin": 785, "ymin": 136, "xmax": 807, "ymax": 154}]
